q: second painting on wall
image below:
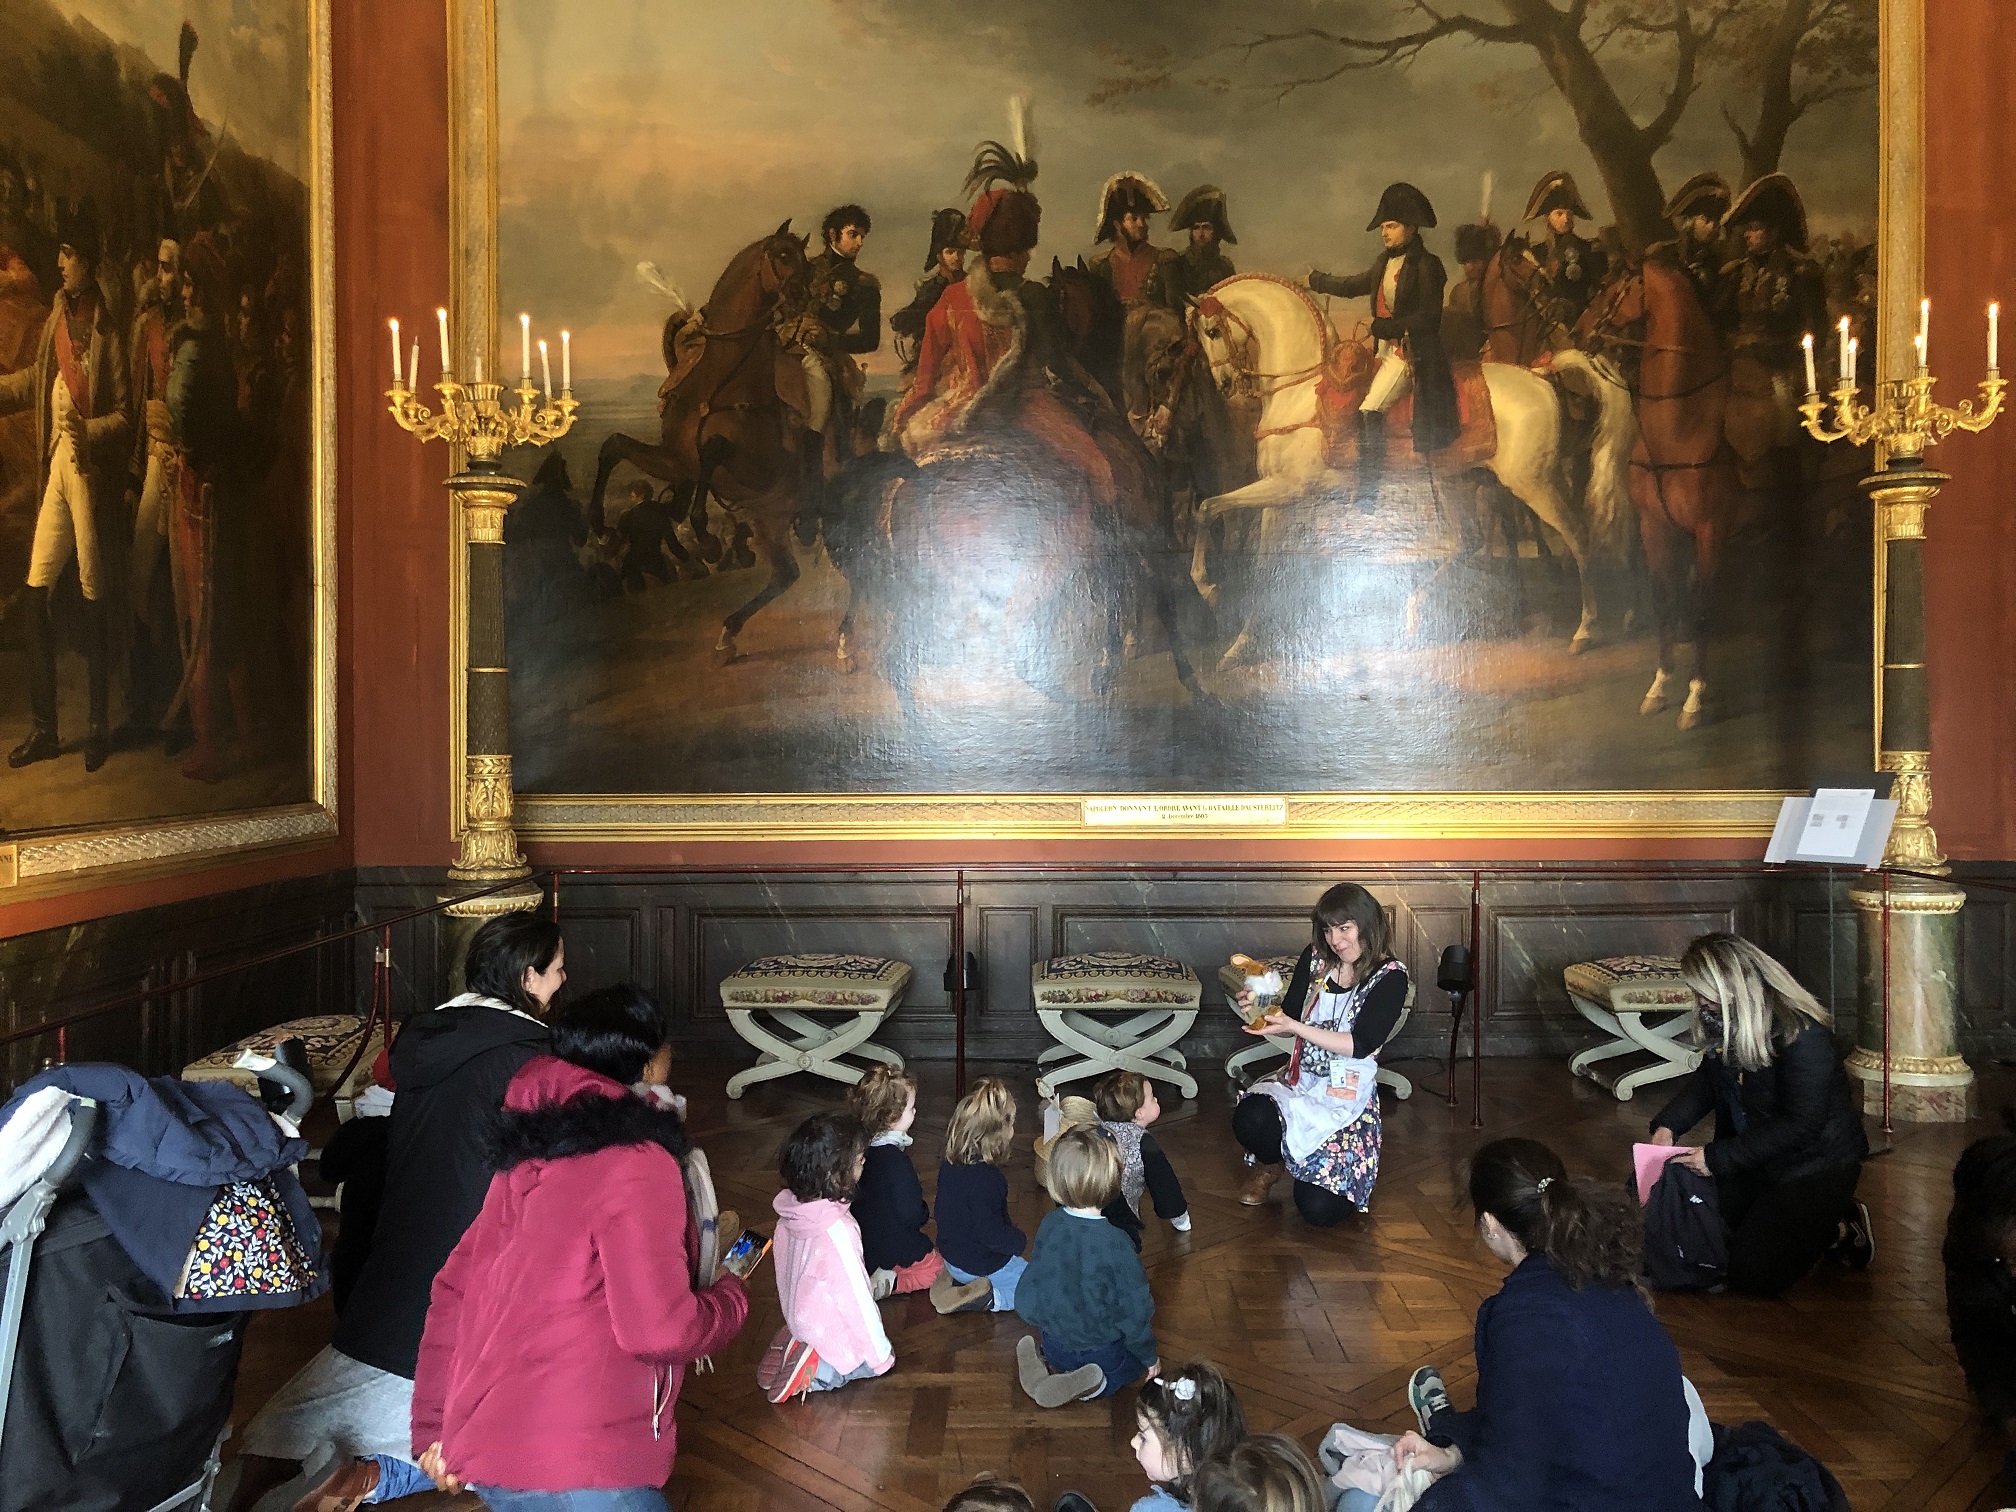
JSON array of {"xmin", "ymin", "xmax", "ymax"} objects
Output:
[{"xmin": 484, "ymin": 0, "xmax": 1881, "ymax": 807}]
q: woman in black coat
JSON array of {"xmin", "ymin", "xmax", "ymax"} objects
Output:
[
  {"xmin": 1943, "ymin": 1119, "xmax": 2016, "ymax": 1496},
  {"xmin": 1649, "ymin": 933, "xmax": 1870, "ymax": 1297}
]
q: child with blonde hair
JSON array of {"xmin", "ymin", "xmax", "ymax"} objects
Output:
[
  {"xmin": 1094, "ymin": 1070, "xmax": 1192, "ymax": 1250},
  {"xmin": 845, "ymin": 1064, "xmax": 953, "ymax": 1299},
  {"xmin": 1015, "ymin": 1124, "xmax": 1159, "ymax": 1406},
  {"xmin": 1190, "ymin": 1435, "xmax": 1327, "ymax": 1512},
  {"xmin": 932, "ymin": 1077, "xmax": 1026, "ymax": 1314}
]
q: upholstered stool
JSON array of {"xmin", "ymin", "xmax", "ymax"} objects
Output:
[
  {"xmin": 1216, "ymin": 957, "xmax": 1417, "ymax": 1098},
  {"xmin": 719, "ymin": 953, "xmax": 911, "ymax": 1099},
  {"xmin": 1564, "ymin": 955, "xmax": 1702, "ymax": 1101},
  {"xmin": 1031, "ymin": 952, "xmax": 1201, "ymax": 1100},
  {"xmin": 181, "ymin": 1013, "xmax": 385, "ymax": 1105}
]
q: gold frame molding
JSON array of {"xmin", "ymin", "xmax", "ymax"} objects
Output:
[
  {"xmin": 446, "ymin": 0, "xmax": 1920, "ymax": 843},
  {"xmin": 1, "ymin": 0, "xmax": 338, "ymax": 896}
]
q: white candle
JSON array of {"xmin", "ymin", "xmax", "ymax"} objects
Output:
[
  {"xmin": 539, "ymin": 338, "xmax": 552, "ymax": 398},
  {"xmin": 1837, "ymin": 316, "xmax": 1851, "ymax": 383},
  {"xmin": 437, "ymin": 308, "xmax": 451, "ymax": 372},
  {"xmin": 410, "ymin": 340, "xmax": 420, "ymax": 389},
  {"xmin": 474, "ymin": 349, "xmax": 485, "ymax": 385},
  {"xmin": 1848, "ymin": 336, "xmax": 1859, "ymax": 383},
  {"xmin": 1914, "ymin": 332, "xmax": 1926, "ymax": 371},
  {"xmin": 520, "ymin": 313, "xmax": 531, "ymax": 383},
  {"xmin": 390, "ymin": 318, "xmax": 402, "ymax": 387},
  {"xmin": 1919, "ymin": 297, "xmax": 1931, "ymax": 369},
  {"xmin": 561, "ymin": 330, "xmax": 571, "ymax": 392},
  {"xmin": 1990, "ymin": 302, "xmax": 2000, "ymax": 371},
  {"xmin": 1802, "ymin": 333, "xmax": 1817, "ymax": 396}
]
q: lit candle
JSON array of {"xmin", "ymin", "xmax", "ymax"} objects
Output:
[
  {"xmin": 520, "ymin": 313, "xmax": 531, "ymax": 383},
  {"xmin": 538, "ymin": 338, "xmax": 552, "ymax": 398},
  {"xmin": 561, "ymin": 330, "xmax": 571, "ymax": 393},
  {"xmin": 1848, "ymin": 336, "xmax": 1859, "ymax": 384},
  {"xmin": 1919, "ymin": 297, "xmax": 1931, "ymax": 370},
  {"xmin": 410, "ymin": 340, "xmax": 420, "ymax": 389},
  {"xmin": 473, "ymin": 350, "xmax": 483, "ymax": 385},
  {"xmin": 1914, "ymin": 332, "xmax": 1926, "ymax": 371},
  {"xmin": 1991, "ymin": 301, "xmax": 2000, "ymax": 371},
  {"xmin": 390, "ymin": 317, "xmax": 402, "ymax": 387},
  {"xmin": 437, "ymin": 308, "xmax": 451, "ymax": 373},
  {"xmin": 1802, "ymin": 333, "xmax": 1817, "ymax": 396},
  {"xmin": 1837, "ymin": 316, "xmax": 1851, "ymax": 384}
]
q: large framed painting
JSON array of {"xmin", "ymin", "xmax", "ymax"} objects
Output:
[
  {"xmin": 0, "ymin": 0, "xmax": 335, "ymax": 892},
  {"xmin": 448, "ymin": 0, "xmax": 1913, "ymax": 841}
]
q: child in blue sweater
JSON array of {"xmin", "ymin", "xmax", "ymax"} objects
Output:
[
  {"xmin": 933, "ymin": 1077, "xmax": 1025, "ymax": 1314},
  {"xmin": 1015, "ymin": 1125, "xmax": 1159, "ymax": 1405}
]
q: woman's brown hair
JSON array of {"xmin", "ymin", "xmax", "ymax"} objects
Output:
[
  {"xmin": 1467, "ymin": 1136, "xmax": 1642, "ymax": 1291},
  {"xmin": 845, "ymin": 1064, "xmax": 917, "ymax": 1137},
  {"xmin": 944, "ymin": 1076, "xmax": 1016, "ymax": 1166},
  {"xmin": 1310, "ymin": 882, "xmax": 1392, "ymax": 987}
]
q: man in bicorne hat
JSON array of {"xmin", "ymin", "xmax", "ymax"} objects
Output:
[
  {"xmin": 891, "ymin": 137, "xmax": 1116, "ymax": 504},
  {"xmin": 1158, "ymin": 185, "xmax": 1237, "ymax": 309},
  {"xmin": 890, "ymin": 208, "xmax": 967, "ymax": 374},
  {"xmin": 1656, "ymin": 171, "xmax": 1734, "ymax": 315},
  {"xmin": 1720, "ymin": 173, "xmax": 1828, "ymax": 486},
  {"xmin": 1088, "ymin": 172, "xmax": 1173, "ymax": 310},
  {"xmin": 0, "ymin": 201, "xmax": 129, "ymax": 772},
  {"xmin": 1524, "ymin": 170, "xmax": 1607, "ymax": 335},
  {"xmin": 1309, "ymin": 181, "xmax": 1457, "ymax": 508}
]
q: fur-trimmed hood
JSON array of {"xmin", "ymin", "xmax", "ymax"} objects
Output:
[{"xmin": 488, "ymin": 1055, "xmax": 689, "ymax": 1168}]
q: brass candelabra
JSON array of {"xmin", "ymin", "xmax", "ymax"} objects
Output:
[
  {"xmin": 1797, "ymin": 368, "xmax": 2004, "ymax": 461},
  {"xmin": 385, "ymin": 312, "xmax": 580, "ymax": 916}
]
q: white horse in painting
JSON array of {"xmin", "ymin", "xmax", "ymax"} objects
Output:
[{"xmin": 1187, "ymin": 274, "xmax": 1630, "ymax": 666}]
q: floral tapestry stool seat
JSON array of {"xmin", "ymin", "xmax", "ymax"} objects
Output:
[
  {"xmin": 720, "ymin": 953, "xmax": 911, "ymax": 1099},
  {"xmin": 181, "ymin": 1013, "xmax": 386, "ymax": 1108},
  {"xmin": 1564, "ymin": 955, "xmax": 1702, "ymax": 1101},
  {"xmin": 1216, "ymin": 956, "xmax": 1417, "ymax": 1099},
  {"xmin": 1032, "ymin": 952, "xmax": 1202, "ymax": 1101}
]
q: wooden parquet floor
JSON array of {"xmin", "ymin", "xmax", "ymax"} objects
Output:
[{"xmin": 231, "ymin": 1057, "xmax": 2016, "ymax": 1511}]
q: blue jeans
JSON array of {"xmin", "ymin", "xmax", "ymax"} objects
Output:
[
  {"xmin": 1334, "ymin": 1490, "xmax": 1380, "ymax": 1512},
  {"xmin": 366, "ymin": 1455, "xmax": 437, "ymax": 1501},
  {"xmin": 946, "ymin": 1253, "xmax": 1026, "ymax": 1311},
  {"xmin": 474, "ymin": 1490, "xmax": 670, "ymax": 1511},
  {"xmin": 1038, "ymin": 1330, "xmax": 1146, "ymax": 1400},
  {"xmin": 809, "ymin": 1357, "xmax": 882, "ymax": 1392}
]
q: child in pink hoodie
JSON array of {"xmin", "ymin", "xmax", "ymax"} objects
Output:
[{"xmin": 761, "ymin": 1112, "xmax": 894, "ymax": 1403}]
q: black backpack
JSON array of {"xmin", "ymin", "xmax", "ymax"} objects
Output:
[{"xmin": 1644, "ymin": 1161, "xmax": 1728, "ymax": 1291}]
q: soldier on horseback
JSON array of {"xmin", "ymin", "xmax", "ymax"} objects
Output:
[
  {"xmin": 782, "ymin": 204, "xmax": 880, "ymax": 441},
  {"xmin": 1442, "ymin": 220, "xmax": 1502, "ymax": 361},
  {"xmin": 1308, "ymin": 181, "xmax": 1458, "ymax": 509},
  {"xmin": 1088, "ymin": 173, "xmax": 1174, "ymax": 311},
  {"xmin": 889, "ymin": 208, "xmax": 966, "ymax": 374},
  {"xmin": 1524, "ymin": 170, "xmax": 1607, "ymax": 338},
  {"xmin": 1656, "ymin": 171, "xmax": 1734, "ymax": 317},
  {"xmin": 1720, "ymin": 173, "xmax": 1828, "ymax": 489},
  {"xmin": 1158, "ymin": 185, "xmax": 1237, "ymax": 309}
]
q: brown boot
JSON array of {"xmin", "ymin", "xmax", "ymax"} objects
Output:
[{"xmin": 1238, "ymin": 1160, "xmax": 1280, "ymax": 1206}]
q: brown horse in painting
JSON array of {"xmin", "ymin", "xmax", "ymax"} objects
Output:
[
  {"xmin": 585, "ymin": 222, "xmax": 810, "ymax": 659},
  {"xmin": 1481, "ymin": 237, "xmax": 1554, "ymax": 367},
  {"xmin": 1577, "ymin": 256, "xmax": 1742, "ymax": 729}
]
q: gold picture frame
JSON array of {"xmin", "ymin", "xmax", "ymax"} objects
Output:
[
  {"xmin": 0, "ymin": 0, "xmax": 338, "ymax": 897},
  {"xmin": 446, "ymin": 0, "xmax": 1920, "ymax": 843}
]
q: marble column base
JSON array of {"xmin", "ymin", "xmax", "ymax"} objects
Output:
[
  {"xmin": 1849, "ymin": 875, "xmax": 1973, "ymax": 1124},
  {"xmin": 1844, "ymin": 1047, "xmax": 1977, "ymax": 1122}
]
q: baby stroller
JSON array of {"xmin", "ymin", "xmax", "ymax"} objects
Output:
[{"xmin": 0, "ymin": 1058, "xmax": 320, "ymax": 1512}]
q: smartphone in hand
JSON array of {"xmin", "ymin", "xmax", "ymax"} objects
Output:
[{"xmin": 719, "ymin": 1229, "xmax": 771, "ymax": 1280}]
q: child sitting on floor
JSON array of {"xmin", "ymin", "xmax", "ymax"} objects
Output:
[
  {"xmin": 1192, "ymin": 1435, "xmax": 1328, "ymax": 1512},
  {"xmin": 845, "ymin": 1065, "xmax": 946, "ymax": 1299},
  {"xmin": 1093, "ymin": 1071, "xmax": 1192, "ymax": 1250},
  {"xmin": 762, "ymin": 1112, "xmax": 894, "ymax": 1402},
  {"xmin": 1015, "ymin": 1125, "xmax": 1159, "ymax": 1406},
  {"xmin": 933, "ymin": 1077, "xmax": 1025, "ymax": 1315},
  {"xmin": 1054, "ymin": 1362, "xmax": 1249, "ymax": 1512},
  {"xmin": 940, "ymin": 1475, "xmax": 1037, "ymax": 1511}
]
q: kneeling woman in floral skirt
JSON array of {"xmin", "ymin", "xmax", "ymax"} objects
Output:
[{"xmin": 1232, "ymin": 882, "xmax": 1409, "ymax": 1227}]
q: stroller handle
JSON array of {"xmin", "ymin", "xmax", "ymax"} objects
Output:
[{"xmin": 44, "ymin": 1099, "xmax": 100, "ymax": 1191}]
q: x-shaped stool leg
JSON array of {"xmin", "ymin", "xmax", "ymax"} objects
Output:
[
  {"xmin": 725, "ymin": 1005, "xmax": 899, "ymax": 1098},
  {"xmin": 1034, "ymin": 1007, "xmax": 1199, "ymax": 1100}
]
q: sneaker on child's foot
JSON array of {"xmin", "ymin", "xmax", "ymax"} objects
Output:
[
  {"xmin": 931, "ymin": 1269, "xmax": 993, "ymax": 1314},
  {"xmin": 290, "ymin": 1457, "xmax": 380, "ymax": 1512},
  {"xmin": 764, "ymin": 1336, "xmax": 821, "ymax": 1403},
  {"xmin": 869, "ymin": 1267, "xmax": 898, "ymax": 1300},
  {"xmin": 1408, "ymin": 1366, "xmax": 1451, "ymax": 1436},
  {"xmin": 1016, "ymin": 1334, "xmax": 1105, "ymax": 1407},
  {"xmin": 1839, "ymin": 1199, "xmax": 1875, "ymax": 1270}
]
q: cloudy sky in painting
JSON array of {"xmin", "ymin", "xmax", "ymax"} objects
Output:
[
  {"xmin": 496, "ymin": 0, "xmax": 1877, "ymax": 378},
  {"xmin": 56, "ymin": 0, "xmax": 309, "ymax": 178}
]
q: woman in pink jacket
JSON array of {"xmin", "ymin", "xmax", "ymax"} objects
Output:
[
  {"xmin": 410, "ymin": 986, "xmax": 749, "ymax": 1510},
  {"xmin": 759, "ymin": 1112, "xmax": 895, "ymax": 1402}
]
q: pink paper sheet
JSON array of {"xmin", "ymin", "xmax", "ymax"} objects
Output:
[{"xmin": 1633, "ymin": 1143, "xmax": 1690, "ymax": 1204}]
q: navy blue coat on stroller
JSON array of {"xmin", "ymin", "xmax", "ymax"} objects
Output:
[{"xmin": 0, "ymin": 1061, "xmax": 324, "ymax": 1512}]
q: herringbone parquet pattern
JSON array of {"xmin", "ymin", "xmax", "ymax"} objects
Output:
[{"xmin": 232, "ymin": 1058, "xmax": 2016, "ymax": 1511}]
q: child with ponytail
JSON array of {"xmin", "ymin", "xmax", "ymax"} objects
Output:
[{"xmin": 1388, "ymin": 1138, "xmax": 1703, "ymax": 1512}]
